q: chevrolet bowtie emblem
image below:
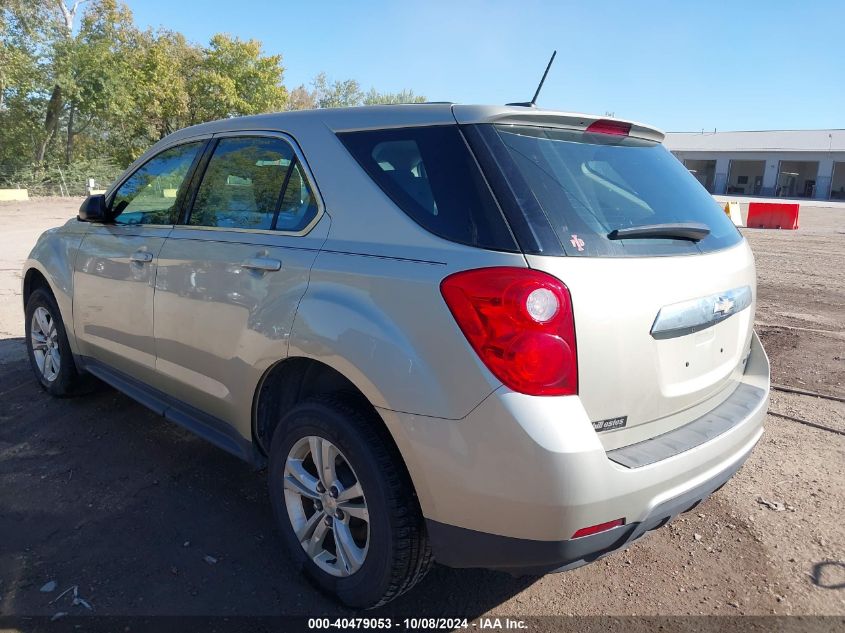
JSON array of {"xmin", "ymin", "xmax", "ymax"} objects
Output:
[
  {"xmin": 713, "ymin": 297, "xmax": 734, "ymax": 315},
  {"xmin": 651, "ymin": 286, "xmax": 751, "ymax": 339}
]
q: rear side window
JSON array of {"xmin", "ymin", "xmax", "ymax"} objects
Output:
[
  {"xmin": 474, "ymin": 124, "xmax": 742, "ymax": 257},
  {"xmin": 338, "ymin": 126, "xmax": 517, "ymax": 252},
  {"xmin": 277, "ymin": 162, "xmax": 318, "ymax": 232},
  {"xmin": 189, "ymin": 136, "xmax": 318, "ymax": 232}
]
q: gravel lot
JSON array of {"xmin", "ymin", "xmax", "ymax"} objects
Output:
[{"xmin": 0, "ymin": 198, "xmax": 842, "ymax": 619}]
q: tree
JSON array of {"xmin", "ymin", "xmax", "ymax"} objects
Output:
[
  {"xmin": 286, "ymin": 84, "xmax": 316, "ymax": 111},
  {"xmin": 311, "ymin": 72, "xmax": 363, "ymax": 108},
  {"xmin": 125, "ymin": 28, "xmax": 195, "ymax": 155},
  {"xmin": 34, "ymin": 0, "xmax": 83, "ymax": 164},
  {"xmin": 187, "ymin": 34, "xmax": 287, "ymax": 123},
  {"xmin": 286, "ymin": 74, "xmax": 426, "ymax": 110},
  {"xmin": 63, "ymin": 0, "xmax": 136, "ymax": 163},
  {"xmin": 363, "ymin": 88, "xmax": 426, "ymax": 105},
  {"xmin": 0, "ymin": 0, "xmax": 75, "ymax": 165},
  {"xmin": 0, "ymin": 0, "xmax": 135, "ymax": 165},
  {"xmin": 0, "ymin": 2, "xmax": 48, "ymax": 167},
  {"xmin": 1, "ymin": 3, "xmax": 428, "ymax": 192}
]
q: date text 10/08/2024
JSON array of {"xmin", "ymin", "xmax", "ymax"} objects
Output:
[{"xmin": 307, "ymin": 618, "xmax": 528, "ymax": 630}]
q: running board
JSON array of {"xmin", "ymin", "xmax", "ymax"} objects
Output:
[{"xmin": 77, "ymin": 356, "xmax": 264, "ymax": 467}]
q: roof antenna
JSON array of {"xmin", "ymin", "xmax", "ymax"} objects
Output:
[{"xmin": 507, "ymin": 50, "xmax": 557, "ymax": 108}]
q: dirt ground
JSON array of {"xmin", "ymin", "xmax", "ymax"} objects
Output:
[{"xmin": 0, "ymin": 198, "xmax": 842, "ymax": 621}]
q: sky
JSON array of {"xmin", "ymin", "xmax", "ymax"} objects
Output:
[{"xmin": 123, "ymin": 0, "xmax": 844, "ymax": 132}]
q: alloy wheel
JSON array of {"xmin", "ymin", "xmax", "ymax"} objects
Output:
[
  {"xmin": 283, "ymin": 435, "xmax": 370, "ymax": 577},
  {"xmin": 31, "ymin": 306, "xmax": 60, "ymax": 382}
]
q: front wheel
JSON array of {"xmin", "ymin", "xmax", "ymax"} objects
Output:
[
  {"xmin": 268, "ymin": 396, "xmax": 432, "ymax": 608},
  {"xmin": 25, "ymin": 287, "xmax": 93, "ymax": 396}
]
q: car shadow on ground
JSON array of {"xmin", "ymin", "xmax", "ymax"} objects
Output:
[
  {"xmin": 0, "ymin": 350, "xmax": 536, "ymax": 618},
  {"xmin": 0, "ymin": 336, "xmax": 27, "ymax": 365}
]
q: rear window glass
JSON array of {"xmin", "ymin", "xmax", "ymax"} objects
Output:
[
  {"xmin": 189, "ymin": 136, "xmax": 318, "ymax": 232},
  {"xmin": 338, "ymin": 126, "xmax": 517, "ymax": 252},
  {"xmin": 488, "ymin": 124, "xmax": 742, "ymax": 257},
  {"xmin": 276, "ymin": 162, "xmax": 319, "ymax": 232}
]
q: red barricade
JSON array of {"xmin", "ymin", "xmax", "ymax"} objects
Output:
[{"xmin": 746, "ymin": 202, "xmax": 800, "ymax": 230}]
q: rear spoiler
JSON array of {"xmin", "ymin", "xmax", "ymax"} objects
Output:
[{"xmin": 451, "ymin": 105, "xmax": 665, "ymax": 144}]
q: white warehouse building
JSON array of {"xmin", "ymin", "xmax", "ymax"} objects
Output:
[{"xmin": 665, "ymin": 129, "xmax": 845, "ymax": 201}]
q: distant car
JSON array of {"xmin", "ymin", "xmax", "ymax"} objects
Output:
[{"xmin": 22, "ymin": 104, "xmax": 770, "ymax": 608}]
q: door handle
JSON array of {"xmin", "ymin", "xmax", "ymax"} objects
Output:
[
  {"xmin": 130, "ymin": 251, "xmax": 153, "ymax": 263},
  {"xmin": 241, "ymin": 257, "xmax": 282, "ymax": 272}
]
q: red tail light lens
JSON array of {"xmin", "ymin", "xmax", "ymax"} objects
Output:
[
  {"xmin": 586, "ymin": 119, "xmax": 631, "ymax": 136},
  {"xmin": 440, "ymin": 267, "xmax": 577, "ymax": 396}
]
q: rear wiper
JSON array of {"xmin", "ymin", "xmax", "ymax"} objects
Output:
[{"xmin": 607, "ymin": 222, "xmax": 710, "ymax": 242}]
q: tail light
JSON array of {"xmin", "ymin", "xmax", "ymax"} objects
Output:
[
  {"xmin": 440, "ymin": 267, "xmax": 577, "ymax": 396},
  {"xmin": 586, "ymin": 119, "xmax": 631, "ymax": 136}
]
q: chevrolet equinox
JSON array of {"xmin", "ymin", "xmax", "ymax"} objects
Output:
[{"xmin": 22, "ymin": 104, "xmax": 770, "ymax": 608}]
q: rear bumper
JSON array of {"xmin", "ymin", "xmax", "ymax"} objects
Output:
[
  {"xmin": 426, "ymin": 437, "xmax": 751, "ymax": 574},
  {"xmin": 378, "ymin": 331, "xmax": 769, "ymax": 571}
]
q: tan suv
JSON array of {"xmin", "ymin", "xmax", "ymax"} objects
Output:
[{"xmin": 23, "ymin": 104, "xmax": 769, "ymax": 608}]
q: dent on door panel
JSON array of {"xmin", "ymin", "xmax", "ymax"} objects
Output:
[
  {"xmin": 152, "ymin": 218, "xmax": 330, "ymax": 438},
  {"xmin": 73, "ymin": 226, "xmax": 170, "ymax": 383}
]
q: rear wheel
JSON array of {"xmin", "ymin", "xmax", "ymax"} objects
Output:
[
  {"xmin": 25, "ymin": 287, "xmax": 88, "ymax": 396},
  {"xmin": 268, "ymin": 396, "xmax": 431, "ymax": 608}
]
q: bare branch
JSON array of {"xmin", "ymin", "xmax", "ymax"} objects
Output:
[{"xmin": 55, "ymin": 0, "xmax": 86, "ymax": 34}]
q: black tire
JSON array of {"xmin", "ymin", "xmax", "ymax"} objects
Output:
[
  {"xmin": 24, "ymin": 287, "xmax": 90, "ymax": 396},
  {"xmin": 268, "ymin": 395, "xmax": 432, "ymax": 608}
]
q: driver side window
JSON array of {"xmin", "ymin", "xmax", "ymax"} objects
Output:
[{"xmin": 111, "ymin": 142, "xmax": 203, "ymax": 225}]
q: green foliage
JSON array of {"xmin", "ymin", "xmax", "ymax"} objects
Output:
[
  {"xmin": 0, "ymin": 1, "xmax": 424, "ymax": 195},
  {"xmin": 311, "ymin": 72, "xmax": 364, "ymax": 109},
  {"xmin": 190, "ymin": 34, "xmax": 288, "ymax": 121},
  {"xmin": 295, "ymin": 74, "xmax": 428, "ymax": 109},
  {"xmin": 128, "ymin": 29, "xmax": 194, "ymax": 150},
  {"xmin": 0, "ymin": 158, "xmax": 123, "ymax": 196},
  {"xmin": 363, "ymin": 88, "xmax": 427, "ymax": 105}
]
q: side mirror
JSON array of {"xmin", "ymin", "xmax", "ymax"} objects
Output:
[{"xmin": 78, "ymin": 194, "xmax": 108, "ymax": 222}]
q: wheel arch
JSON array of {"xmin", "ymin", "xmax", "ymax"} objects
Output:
[
  {"xmin": 22, "ymin": 264, "xmax": 78, "ymax": 352},
  {"xmin": 23, "ymin": 267, "xmax": 53, "ymax": 308},
  {"xmin": 22, "ymin": 230, "xmax": 83, "ymax": 356},
  {"xmin": 253, "ymin": 356, "xmax": 388, "ymax": 456},
  {"xmin": 252, "ymin": 354, "xmax": 436, "ymax": 521}
]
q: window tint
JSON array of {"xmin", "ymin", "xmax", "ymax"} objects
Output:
[
  {"xmin": 338, "ymin": 125, "xmax": 517, "ymax": 252},
  {"xmin": 190, "ymin": 137, "xmax": 307, "ymax": 230},
  {"xmin": 111, "ymin": 142, "xmax": 202, "ymax": 225},
  {"xmin": 487, "ymin": 124, "xmax": 742, "ymax": 257}
]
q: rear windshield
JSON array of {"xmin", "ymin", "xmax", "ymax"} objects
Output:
[{"xmin": 479, "ymin": 124, "xmax": 742, "ymax": 257}]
